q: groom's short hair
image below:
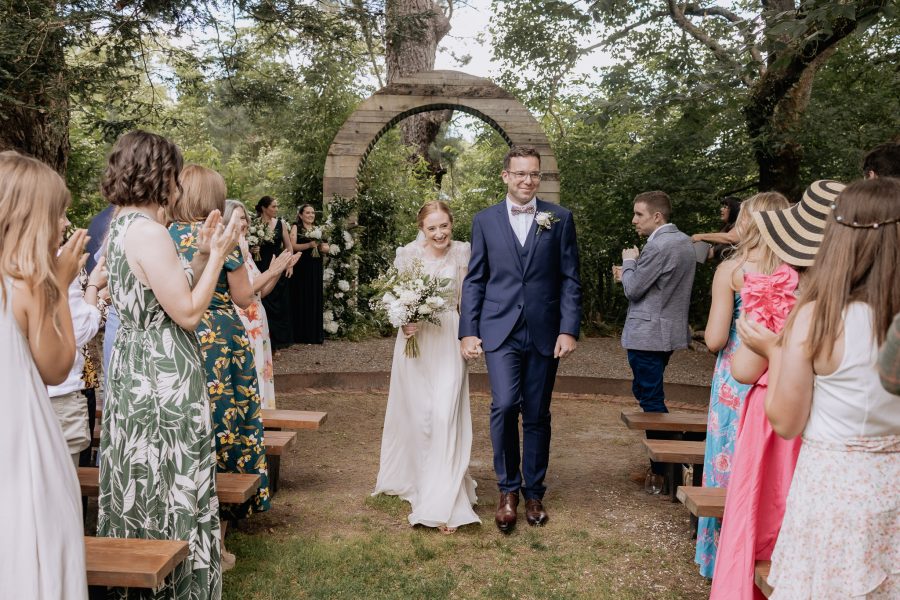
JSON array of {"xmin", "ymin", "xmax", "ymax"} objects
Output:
[
  {"xmin": 634, "ymin": 191, "xmax": 672, "ymax": 222},
  {"xmin": 503, "ymin": 146, "xmax": 541, "ymax": 170}
]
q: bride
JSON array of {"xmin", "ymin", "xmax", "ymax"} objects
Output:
[{"xmin": 373, "ymin": 201, "xmax": 481, "ymax": 533}]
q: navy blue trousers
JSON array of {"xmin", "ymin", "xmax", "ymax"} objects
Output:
[
  {"xmin": 627, "ymin": 349, "xmax": 673, "ymax": 475},
  {"xmin": 485, "ymin": 319, "xmax": 559, "ymax": 500}
]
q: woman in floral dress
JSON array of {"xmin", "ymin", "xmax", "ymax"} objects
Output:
[
  {"xmin": 695, "ymin": 193, "xmax": 788, "ymax": 577},
  {"xmin": 224, "ymin": 200, "xmax": 299, "ymax": 409},
  {"xmin": 98, "ymin": 131, "xmax": 238, "ymax": 599},
  {"xmin": 169, "ymin": 168, "xmax": 271, "ymax": 528}
]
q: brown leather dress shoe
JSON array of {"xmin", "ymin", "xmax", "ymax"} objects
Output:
[
  {"xmin": 525, "ymin": 498, "xmax": 549, "ymax": 526},
  {"xmin": 495, "ymin": 491, "xmax": 519, "ymax": 533}
]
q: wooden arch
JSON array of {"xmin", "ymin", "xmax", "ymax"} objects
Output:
[{"xmin": 323, "ymin": 70, "xmax": 559, "ymax": 204}]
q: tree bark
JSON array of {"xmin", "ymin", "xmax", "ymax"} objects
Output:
[
  {"xmin": 0, "ymin": 0, "xmax": 69, "ymax": 174},
  {"xmin": 385, "ymin": 0, "xmax": 451, "ymax": 184}
]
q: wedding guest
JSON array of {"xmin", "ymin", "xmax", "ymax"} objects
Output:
[
  {"xmin": 613, "ymin": 190, "xmax": 696, "ymax": 493},
  {"xmin": 290, "ymin": 203, "xmax": 327, "ymax": 344},
  {"xmin": 224, "ymin": 199, "xmax": 300, "ymax": 409},
  {"xmin": 880, "ymin": 311, "xmax": 900, "ymax": 394},
  {"xmin": 97, "ymin": 131, "xmax": 235, "ymax": 599},
  {"xmin": 766, "ymin": 177, "xmax": 900, "ymax": 598},
  {"xmin": 862, "ymin": 140, "xmax": 900, "ymax": 179},
  {"xmin": 374, "ymin": 201, "xmax": 480, "ymax": 533},
  {"xmin": 170, "ymin": 169, "xmax": 272, "ymax": 567},
  {"xmin": 255, "ymin": 195, "xmax": 294, "ymax": 350},
  {"xmin": 692, "ymin": 196, "xmax": 741, "ymax": 262},
  {"xmin": 710, "ymin": 180, "xmax": 845, "ymax": 600},
  {"xmin": 48, "ymin": 213, "xmax": 107, "ymax": 467},
  {"xmin": 0, "ymin": 151, "xmax": 88, "ymax": 599},
  {"xmin": 694, "ymin": 192, "xmax": 789, "ymax": 578}
]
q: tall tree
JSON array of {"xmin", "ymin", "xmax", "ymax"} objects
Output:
[
  {"xmin": 492, "ymin": 0, "xmax": 897, "ymax": 197},
  {"xmin": 384, "ymin": 0, "xmax": 453, "ymax": 183}
]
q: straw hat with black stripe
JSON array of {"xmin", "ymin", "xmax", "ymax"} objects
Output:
[{"xmin": 752, "ymin": 179, "xmax": 846, "ymax": 267}]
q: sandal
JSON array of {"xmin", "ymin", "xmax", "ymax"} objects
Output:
[{"xmin": 437, "ymin": 525, "xmax": 457, "ymax": 535}]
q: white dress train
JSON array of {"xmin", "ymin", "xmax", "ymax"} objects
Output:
[
  {"xmin": 0, "ymin": 280, "xmax": 88, "ymax": 599},
  {"xmin": 373, "ymin": 240, "xmax": 481, "ymax": 529}
]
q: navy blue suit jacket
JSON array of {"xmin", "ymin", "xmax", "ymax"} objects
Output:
[{"xmin": 459, "ymin": 199, "xmax": 582, "ymax": 356}]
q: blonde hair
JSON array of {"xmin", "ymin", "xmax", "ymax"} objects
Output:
[
  {"xmin": 223, "ymin": 199, "xmax": 247, "ymax": 224},
  {"xmin": 169, "ymin": 165, "xmax": 226, "ymax": 223},
  {"xmin": 730, "ymin": 192, "xmax": 790, "ymax": 277},
  {"xmin": 0, "ymin": 151, "xmax": 71, "ymax": 334},
  {"xmin": 416, "ymin": 200, "xmax": 453, "ymax": 228}
]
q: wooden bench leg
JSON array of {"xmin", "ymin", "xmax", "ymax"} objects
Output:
[
  {"xmin": 668, "ymin": 462, "xmax": 678, "ymax": 502},
  {"xmin": 268, "ymin": 455, "xmax": 280, "ymax": 496}
]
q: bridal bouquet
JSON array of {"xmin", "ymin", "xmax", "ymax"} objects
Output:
[
  {"xmin": 369, "ymin": 259, "xmax": 454, "ymax": 358},
  {"xmin": 248, "ymin": 216, "xmax": 275, "ymax": 261}
]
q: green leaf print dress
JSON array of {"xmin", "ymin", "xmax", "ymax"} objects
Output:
[
  {"xmin": 98, "ymin": 212, "xmax": 221, "ymax": 600},
  {"xmin": 169, "ymin": 221, "xmax": 271, "ymax": 519}
]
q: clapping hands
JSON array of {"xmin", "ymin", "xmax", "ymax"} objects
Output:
[
  {"xmin": 200, "ymin": 210, "xmax": 241, "ymax": 260},
  {"xmin": 56, "ymin": 229, "xmax": 89, "ymax": 286},
  {"xmin": 271, "ymin": 249, "xmax": 300, "ymax": 274}
]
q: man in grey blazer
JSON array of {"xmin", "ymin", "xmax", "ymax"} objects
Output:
[{"xmin": 614, "ymin": 191, "xmax": 696, "ymax": 489}]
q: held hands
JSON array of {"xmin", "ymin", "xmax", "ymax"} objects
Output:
[
  {"xmin": 460, "ymin": 336, "xmax": 483, "ymax": 361},
  {"xmin": 554, "ymin": 333, "xmax": 577, "ymax": 359},
  {"xmin": 736, "ymin": 314, "xmax": 778, "ymax": 358},
  {"xmin": 401, "ymin": 322, "xmax": 418, "ymax": 338},
  {"xmin": 612, "ymin": 265, "xmax": 623, "ymax": 283},
  {"xmin": 622, "ymin": 246, "xmax": 639, "ymax": 262},
  {"xmin": 56, "ymin": 229, "xmax": 89, "ymax": 286},
  {"xmin": 87, "ymin": 256, "xmax": 109, "ymax": 291}
]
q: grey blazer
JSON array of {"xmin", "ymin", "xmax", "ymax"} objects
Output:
[{"xmin": 620, "ymin": 224, "xmax": 696, "ymax": 352}]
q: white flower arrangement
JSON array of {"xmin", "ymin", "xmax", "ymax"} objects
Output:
[
  {"xmin": 247, "ymin": 216, "xmax": 275, "ymax": 259},
  {"xmin": 328, "ymin": 243, "xmax": 341, "ymax": 256},
  {"xmin": 337, "ymin": 279, "xmax": 350, "ymax": 292},
  {"xmin": 369, "ymin": 259, "xmax": 454, "ymax": 358},
  {"xmin": 342, "ymin": 230, "xmax": 354, "ymax": 250},
  {"xmin": 534, "ymin": 211, "xmax": 560, "ymax": 236},
  {"xmin": 305, "ymin": 226, "xmax": 323, "ymax": 257},
  {"xmin": 323, "ymin": 267, "xmax": 335, "ymax": 283}
]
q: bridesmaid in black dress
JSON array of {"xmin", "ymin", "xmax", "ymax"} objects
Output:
[
  {"xmin": 290, "ymin": 204, "xmax": 327, "ymax": 344},
  {"xmin": 254, "ymin": 196, "xmax": 294, "ymax": 350}
]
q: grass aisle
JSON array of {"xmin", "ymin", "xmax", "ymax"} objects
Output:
[{"xmin": 222, "ymin": 392, "xmax": 710, "ymax": 599}]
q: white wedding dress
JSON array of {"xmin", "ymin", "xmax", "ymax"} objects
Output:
[
  {"xmin": 0, "ymin": 280, "xmax": 88, "ymax": 599},
  {"xmin": 373, "ymin": 240, "xmax": 481, "ymax": 529}
]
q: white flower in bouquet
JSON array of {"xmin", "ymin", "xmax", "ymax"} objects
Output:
[
  {"xmin": 323, "ymin": 309, "xmax": 334, "ymax": 322},
  {"xmin": 342, "ymin": 230, "xmax": 354, "ymax": 250},
  {"xmin": 369, "ymin": 259, "xmax": 454, "ymax": 358},
  {"xmin": 328, "ymin": 243, "xmax": 341, "ymax": 256},
  {"xmin": 323, "ymin": 268, "xmax": 335, "ymax": 283},
  {"xmin": 337, "ymin": 280, "xmax": 350, "ymax": 292},
  {"xmin": 335, "ymin": 292, "xmax": 344, "ymax": 299},
  {"xmin": 305, "ymin": 226, "xmax": 324, "ymax": 257}
]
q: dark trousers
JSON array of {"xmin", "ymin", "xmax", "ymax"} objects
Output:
[
  {"xmin": 79, "ymin": 387, "xmax": 97, "ymax": 520},
  {"xmin": 627, "ymin": 349, "xmax": 673, "ymax": 475},
  {"xmin": 484, "ymin": 319, "xmax": 559, "ymax": 500}
]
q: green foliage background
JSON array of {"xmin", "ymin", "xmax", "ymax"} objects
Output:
[{"xmin": 48, "ymin": 8, "xmax": 899, "ymax": 335}]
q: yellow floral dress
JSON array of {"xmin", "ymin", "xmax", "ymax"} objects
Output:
[{"xmin": 169, "ymin": 221, "xmax": 271, "ymax": 518}]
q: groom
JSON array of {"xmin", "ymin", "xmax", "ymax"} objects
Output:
[{"xmin": 460, "ymin": 146, "xmax": 582, "ymax": 533}]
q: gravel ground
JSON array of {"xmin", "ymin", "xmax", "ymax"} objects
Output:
[{"xmin": 274, "ymin": 335, "xmax": 716, "ymax": 387}]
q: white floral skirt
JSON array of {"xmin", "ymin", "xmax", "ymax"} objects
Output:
[{"xmin": 769, "ymin": 435, "xmax": 900, "ymax": 599}]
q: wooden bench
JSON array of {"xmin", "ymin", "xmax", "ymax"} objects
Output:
[
  {"xmin": 755, "ymin": 560, "xmax": 773, "ymax": 597},
  {"xmin": 86, "ymin": 536, "xmax": 189, "ymax": 588},
  {"xmin": 642, "ymin": 439, "xmax": 706, "ymax": 501},
  {"xmin": 620, "ymin": 410, "xmax": 707, "ymax": 433},
  {"xmin": 263, "ymin": 430, "xmax": 297, "ymax": 495},
  {"xmin": 676, "ymin": 485, "xmax": 726, "ymax": 518},
  {"xmin": 261, "ymin": 409, "xmax": 327, "ymax": 430},
  {"xmin": 78, "ymin": 468, "xmax": 260, "ymax": 505}
]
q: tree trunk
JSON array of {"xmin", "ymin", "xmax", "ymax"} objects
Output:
[
  {"xmin": 0, "ymin": 0, "xmax": 69, "ymax": 174},
  {"xmin": 385, "ymin": 0, "xmax": 451, "ymax": 184}
]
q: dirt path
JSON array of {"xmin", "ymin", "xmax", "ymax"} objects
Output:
[{"xmin": 233, "ymin": 389, "xmax": 711, "ymax": 599}]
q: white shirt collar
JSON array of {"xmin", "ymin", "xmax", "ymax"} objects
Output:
[
  {"xmin": 506, "ymin": 195, "xmax": 537, "ymax": 215},
  {"xmin": 647, "ymin": 222, "xmax": 674, "ymax": 243}
]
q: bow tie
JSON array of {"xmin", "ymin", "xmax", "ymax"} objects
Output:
[{"xmin": 511, "ymin": 205, "xmax": 535, "ymax": 216}]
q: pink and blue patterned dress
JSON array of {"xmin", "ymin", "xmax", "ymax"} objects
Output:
[{"xmin": 695, "ymin": 292, "xmax": 752, "ymax": 577}]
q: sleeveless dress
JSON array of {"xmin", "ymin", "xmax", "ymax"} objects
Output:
[
  {"xmin": 291, "ymin": 228, "xmax": 324, "ymax": 344},
  {"xmin": 235, "ymin": 239, "xmax": 276, "ymax": 409},
  {"xmin": 0, "ymin": 279, "xmax": 88, "ymax": 599},
  {"xmin": 710, "ymin": 265, "xmax": 800, "ymax": 600},
  {"xmin": 169, "ymin": 222, "xmax": 270, "ymax": 519},
  {"xmin": 258, "ymin": 218, "xmax": 292, "ymax": 350},
  {"xmin": 98, "ymin": 212, "xmax": 221, "ymax": 600},
  {"xmin": 695, "ymin": 292, "xmax": 753, "ymax": 577},
  {"xmin": 373, "ymin": 240, "xmax": 481, "ymax": 529},
  {"xmin": 770, "ymin": 302, "xmax": 900, "ymax": 598}
]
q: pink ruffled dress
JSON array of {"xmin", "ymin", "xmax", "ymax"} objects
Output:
[{"xmin": 710, "ymin": 264, "xmax": 801, "ymax": 600}]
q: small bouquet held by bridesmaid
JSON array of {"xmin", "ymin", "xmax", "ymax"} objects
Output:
[
  {"xmin": 370, "ymin": 259, "xmax": 454, "ymax": 358},
  {"xmin": 248, "ymin": 215, "xmax": 275, "ymax": 261},
  {"xmin": 305, "ymin": 226, "xmax": 324, "ymax": 257}
]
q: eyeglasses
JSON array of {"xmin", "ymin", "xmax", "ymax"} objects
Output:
[{"xmin": 507, "ymin": 171, "xmax": 543, "ymax": 181}]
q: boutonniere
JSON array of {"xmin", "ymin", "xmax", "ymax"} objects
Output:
[{"xmin": 534, "ymin": 211, "xmax": 559, "ymax": 236}]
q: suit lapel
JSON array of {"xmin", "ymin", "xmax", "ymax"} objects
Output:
[
  {"xmin": 495, "ymin": 201, "xmax": 524, "ymax": 272},
  {"xmin": 522, "ymin": 199, "xmax": 547, "ymax": 275}
]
